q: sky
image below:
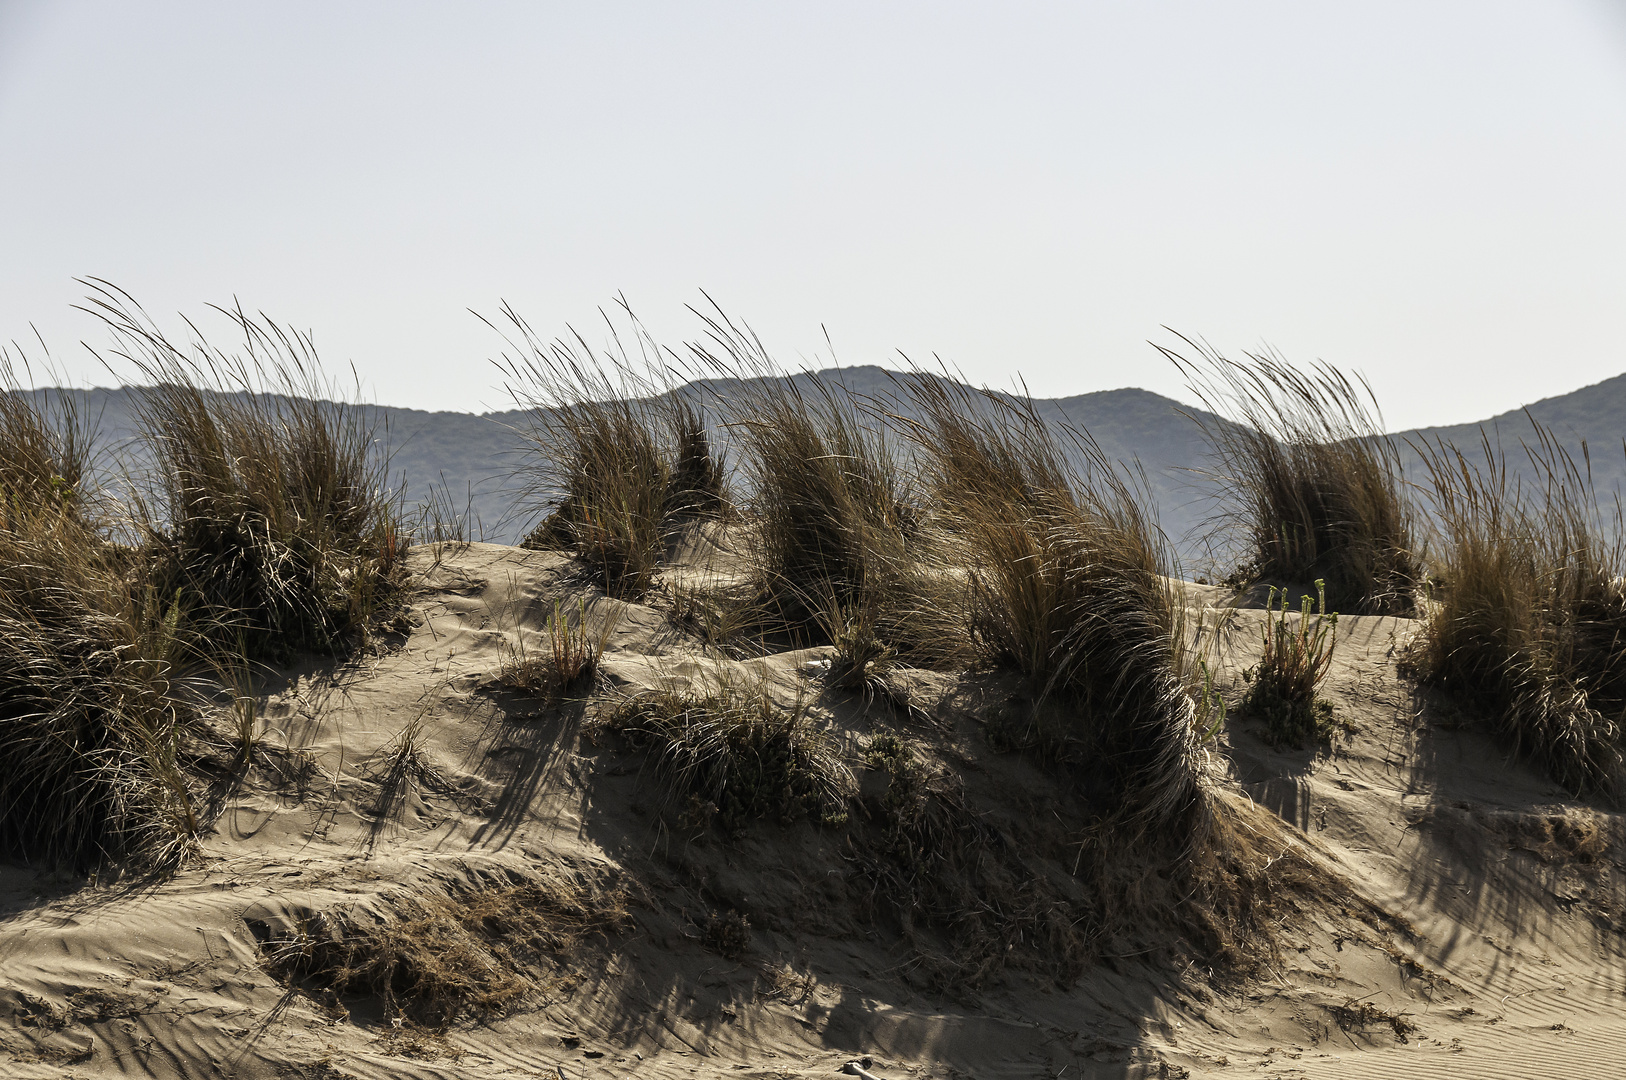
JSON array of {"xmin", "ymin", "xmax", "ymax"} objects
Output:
[{"xmin": 0, "ymin": 1, "xmax": 1623, "ymax": 429}]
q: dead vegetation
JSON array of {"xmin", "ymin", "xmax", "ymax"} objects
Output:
[
  {"xmin": 855, "ymin": 730, "xmax": 1094, "ymax": 990},
  {"xmin": 1325, "ymin": 996, "xmax": 1418, "ymax": 1041},
  {"xmin": 255, "ymin": 869, "xmax": 633, "ymax": 1028},
  {"xmin": 1483, "ymin": 807, "xmax": 1619, "ymax": 865}
]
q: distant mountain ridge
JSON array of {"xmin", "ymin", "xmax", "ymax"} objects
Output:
[{"xmin": 24, "ymin": 364, "xmax": 1626, "ymax": 569}]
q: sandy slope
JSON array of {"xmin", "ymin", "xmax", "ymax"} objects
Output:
[{"xmin": 1, "ymin": 541, "xmax": 1622, "ymax": 1079}]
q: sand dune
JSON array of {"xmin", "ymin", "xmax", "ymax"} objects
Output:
[{"xmin": 1, "ymin": 540, "xmax": 1622, "ymax": 1079}]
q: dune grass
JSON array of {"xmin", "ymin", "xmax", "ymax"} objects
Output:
[
  {"xmin": 0, "ymin": 284, "xmax": 416, "ymax": 873},
  {"xmin": 682, "ymin": 311, "xmax": 966, "ymax": 669},
  {"xmin": 0, "ymin": 349, "xmax": 200, "ymax": 871},
  {"xmin": 84, "ymin": 283, "xmax": 408, "ymax": 661},
  {"xmin": 898, "ymin": 373, "xmax": 1205, "ymax": 831},
  {"xmin": 727, "ymin": 377, "xmax": 909, "ymax": 608},
  {"xmin": 1163, "ymin": 338, "xmax": 1421, "ymax": 616},
  {"xmin": 495, "ymin": 302, "xmax": 726, "ymax": 598},
  {"xmin": 603, "ymin": 676, "xmax": 854, "ymax": 834},
  {"xmin": 1411, "ymin": 421, "xmax": 1626, "ymax": 802}
]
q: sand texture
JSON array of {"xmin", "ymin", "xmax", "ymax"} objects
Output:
[{"xmin": 1, "ymin": 541, "xmax": 1622, "ymax": 1079}]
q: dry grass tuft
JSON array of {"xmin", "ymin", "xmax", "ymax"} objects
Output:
[
  {"xmin": 1411, "ymin": 421, "xmax": 1626, "ymax": 801},
  {"xmin": 83, "ymin": 282, "xmax": 408, "ymax": 660},
  {"xmin": 496, "ymin": 598, "xmax": 608, "ymax": 705},
  {"xmin": 257, "ymin": 870, "xmax": 632, "ymax": 1028},
  {"xmin": 365, "ymin": 712, "xmax": 459, "ymax": 830},
  {"xmin": 898, "ymin": 372, "xmax": 1204, "ymax": 831},
  {"xmin": 1163, "ymin": 338, "xmax": 1421, "ymax": 616},
  {"xmin": 1484, "ymin": 807, "xmax": 1618, "ymax": 865},
  {"xmin": 494, "ymin": 302, "xmax": 726, "ymax": 598},
  {"xmin": 603, "ymin": 677, "xmax": 854, "ymax": 833}
]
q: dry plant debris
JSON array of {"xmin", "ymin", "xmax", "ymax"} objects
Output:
[{"xmin": 255, "ymin": 872, "xmax": 632, "ymax": 1028}]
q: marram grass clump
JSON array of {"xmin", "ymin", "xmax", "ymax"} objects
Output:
[
  {"xmin": 1411, "ymin": 423, "xmax": 1626, "ymax": 802},
  {"xmin": 86, "ymin": 283, "xmax": 409, "ymax": 660},
  {"xmin": 603, "ymin": 678, "xmax": 854, "ymax": 833},
  {"xmin": 0, "ymin": 353, "xmax": 201, "ymax": 872},
  {"xmin": 496, "ymin": 301, "xmax": 727, "ymax": 598},
  {"xmin": 898, "ymin": 371, "xmax": 1205, "ymax": 831},
  {"xmin": 1165, "ymin": 338, "xmax": 1421, "ymax": 616}
]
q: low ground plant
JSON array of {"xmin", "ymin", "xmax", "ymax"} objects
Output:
[
  {"xmin": 603, "ymin": 677, "xmax": 853, "ymax": 833},
  {"xmin": 1164, "ymin": 338, "xmax": 1420, "ymax": 616},
  {"xmin": 856, "ymin": 730, "xmax": 1093, "ymax": 989},
  {"xmin": 812, "ymin": 585, "xmax": 897, "ymax": 697},
  {"xmin": 1242, "ymin": 580, "xmax": 1338, "ymax": 746},
  {"xmin": 496, "ymin": 598, "xmax": 609, "ymax": 705}
]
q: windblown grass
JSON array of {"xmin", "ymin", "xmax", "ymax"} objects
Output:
[
  {"xmin": 0, "ymin": 350, "xmax": 200, "ymax": 871},
  {"xmin": 1163, "ymin": 338, "xmax": 1421, "ymax": 616},
  {"xmin": 83, "ymin": 282, "xmax": 408, "ymax": 660},
  {"xmin": 494, "ymin": 301, "xmax": 726, "ymax": 598},
  {"xmin": 685, "ymin": 312, "xmax": 962, "ymax": 667},
  {"xmin": 898, "ymin": 373, "xmax": 1204, "ymax": 831},
  {"xmin": 1411, "ymin": 421, "xmax": 1626, "ymax": 801},
  {"xmin": 726, "ymin": 375, "xmax": 911, "ymax": 621}
]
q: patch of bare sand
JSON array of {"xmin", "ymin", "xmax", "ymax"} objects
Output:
[{"xmin": 0, "ymin": 542, "xmax": 1620, "ymax": 1078}]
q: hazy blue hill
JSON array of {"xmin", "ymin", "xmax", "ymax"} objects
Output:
[
  {"xmin": 27, "ymin": 364, "xmax": 1626, "ymax": 569},
  {"xmin": 1392, "ymin": 370, "xmax": 1626, "ymax": 504}
]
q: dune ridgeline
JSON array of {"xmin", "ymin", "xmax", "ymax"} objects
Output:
[{"xmin": 1, "ymin": 289, "xmax": 1624, "ymax": 1079}]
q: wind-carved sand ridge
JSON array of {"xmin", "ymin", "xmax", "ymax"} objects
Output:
[{"xmin": 0, "ymin": 539, "xmax": 1621, "ymax": 1078}]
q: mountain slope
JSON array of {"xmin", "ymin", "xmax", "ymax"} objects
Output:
[{"xmin": 27, "ymin": 365, "xmax": 1626, "ymax": 566}]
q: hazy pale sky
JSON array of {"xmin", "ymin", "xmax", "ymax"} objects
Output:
[{"xmin": 1, "ymin": 1, "xmax": 1624, "ymax": 428}]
